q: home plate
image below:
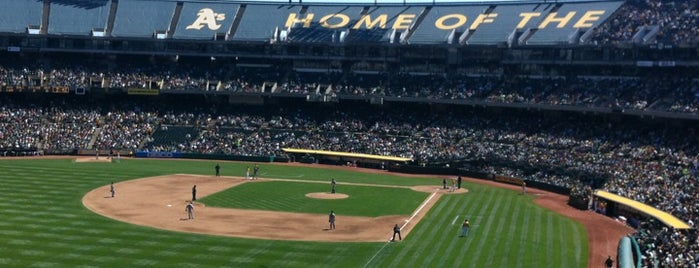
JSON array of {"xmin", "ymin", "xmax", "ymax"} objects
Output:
[{"xmin": 167, "ymin": 204, "xmax": 172, "ymax": 207}]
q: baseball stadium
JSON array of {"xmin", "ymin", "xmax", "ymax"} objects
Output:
[{"xmin": 0, "ymin": 0, "xmax": 697, "ymax": 267}]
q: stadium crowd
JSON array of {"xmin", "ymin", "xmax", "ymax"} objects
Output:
[
  {"xmin": 2, "ymin": 61, "xmax": 698, "ymax": 115},
  {"xmin": 590, "ymin": 0, "xmax": 699, "ymax": 46}
]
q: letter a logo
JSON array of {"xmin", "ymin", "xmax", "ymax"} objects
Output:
[{"xmin": 186, "ymin": 8, "xmax": 226, "ymax": 30}]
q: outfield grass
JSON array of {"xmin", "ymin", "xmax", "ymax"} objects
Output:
[{"xmin": 0, "ymin": 158, "xmax": 587, "ymax": 267}]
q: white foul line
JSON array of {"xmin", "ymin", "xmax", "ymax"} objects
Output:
[
  {"xmin": 451, "ymin": 215, "xmax": 460, "ymax": 225},
  {"xmin": 402, "ymin": 192, "xmax": 437, "ymax": 229},
  {"xmin": 361, "ymin": 242, "xmax": 391, "ymax": 268},
  {"xmin": 362, "ymin": 192, "xmax": 438, "ymax": 268}
]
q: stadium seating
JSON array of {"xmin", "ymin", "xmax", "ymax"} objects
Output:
[
  {"xmin": 144, "ymin": 125, "xmax": 199, "ymax": 152},
  {"xmin": 0, "ymin": 1, "xmax": 43, "ymax": 34},
  {"xmin": 48, "ymin": 0, "xmax": 110, "ymax": 36},
  {"xmin": 112, "ymin": 0, "xmax": 176, "ymax": 38}
]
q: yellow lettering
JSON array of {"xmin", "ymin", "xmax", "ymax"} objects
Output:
[
  {"xmin": 516, "ymin": 12, "xmax": 540, "ymax": 29},
  {"xmin": 469, "ymin": 13, "xmax": 497, "ymax": 30},
  {"xmin": 435, "ymin": 14, "xmax": 467, "ymax": 30},
  {"xmin": 186, "ymin": 8, "xmax": 225, "ymax": 30},
  {"xmin": 353, "ymin": 14, "xmax": 388, "ymax": 29},
  {"xmin": 319, "ymin": 13, "xmax": 350, "ymax": 28},
  {"xmin": 285, "ymin": 13, "xmax": 314, "ymax": 28},
  {"xmin": 538, "ymin": 11, "xmax": 576, "ymax": 28},
  {"xmin": 573, "ymin": 10, "xmax": 605, "ymax": 28},
  {"xmin": 392, "ymin": 14, "xmax": 415, "ymax": 30}
]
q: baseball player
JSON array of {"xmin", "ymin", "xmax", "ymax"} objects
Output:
[
  {"xmin": 186, "ymin": 201, "xmax": 195, "ymax": 220},
  {"xmin": 460, "ymin": 219, "xmax": 470, "ymax": 237},
  {"xmin": 329, "ymin": 210, "xmax": 336, "ymax": 230}
]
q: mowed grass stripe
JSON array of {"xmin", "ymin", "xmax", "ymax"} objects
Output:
[
  {"xmin": 515, "ymin": 198, "xmax": 533, "ymax": 268},
  {"xmin": 484, "ymin": 194, "xmax": 515, "ymax": 267},
  {"xmin": 568, "ymin": 220, "xmax": 587, "ymax": 266},
  {"xmin": 468, "ymin": 186, "xmax": 505, "ymax": 266},
  {"xmin": 492, "ymin": 195, "xmax": 522, "ymax": 267},
  {"xmin": 543, "ymin": 211, "xmax": 555, "ymax": 264},
  {"xmin": 553, "ymin": 212, "xmax": 565, "ymax": 263},
  {"xmin": 530, "ymin": 202, "xmax": 544, "ymax": 268},
  {"xmin": 553, "ymin": 218, "xmax": 567, "ymax": 267}
]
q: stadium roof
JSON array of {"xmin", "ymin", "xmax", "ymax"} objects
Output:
[
  {"xmin": 0, "ymin": 0, "xmax": 623, "ymax": 46},
  {"xmin": 149, "ymin": 0, "xmax": 614, "ymax": 4}
]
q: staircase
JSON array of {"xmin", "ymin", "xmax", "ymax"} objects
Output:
[{"xmin": 87, "ymin": 127, "xmax": 101, "ymax": 149}]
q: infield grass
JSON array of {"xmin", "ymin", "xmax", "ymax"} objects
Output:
[
  {"xmin": 201, "ymin": 181, "xmax": 428, "ymax": 216},
  {"xmin": 0, "ymin": 158, "xmax": 588, "ymax": 267}
]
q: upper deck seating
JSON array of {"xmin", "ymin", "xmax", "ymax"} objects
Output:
[
  {"xmin": 230, "ymin": 4, "xmax": 301, "ymax": 42},
  {"xmin": 48, "ymin": 0, "xmax": 111, "ymax": 35},
  {"xmin": 0, "ymin": 1, "xmax": 43, "ymax": 34},
  {"xmin": 112, "ymin": 0, "xmax": 176, "ymax": 38}
]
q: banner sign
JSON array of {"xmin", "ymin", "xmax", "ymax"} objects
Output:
[
  {"xmin": 1, "ymin": 86, "xmax": 70, "ymax": 93},
  {"xmin": 135, "ymin": 151, "xmax": 182, "ymax": 158},
  {"xmin": 127, "ymin": 88, "xmax": 160, "ymax": 95}
]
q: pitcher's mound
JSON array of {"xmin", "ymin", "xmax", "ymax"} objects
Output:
[{"xmin": 305, "ymin": 192, "xmax": 349, "ymax": 199}]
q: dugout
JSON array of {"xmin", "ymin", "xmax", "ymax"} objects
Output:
[
  {"xmin": 594, "ymin": 190, "xmax": 691, "ymax": 230},
  {"xmin": 281, "ymin": 148, "xmax": 411, "ymax": 169}
]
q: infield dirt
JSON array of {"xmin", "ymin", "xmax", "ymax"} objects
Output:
[{"xmin": 82, "ymin": 173, "xmax": 459, "ymax": 242}]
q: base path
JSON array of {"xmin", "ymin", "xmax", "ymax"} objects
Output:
[{"xmin": 82, "ymin": 174, "xmax": 460, "ymax": 242}]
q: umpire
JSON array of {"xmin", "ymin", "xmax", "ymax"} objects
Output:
[
  {"xmin": 391, "ymin": 224, "xmax": 402, "ymax": 241},
  {"xmin": 192, "ymin": 185, "xmax": 197, "ymax": 201}
]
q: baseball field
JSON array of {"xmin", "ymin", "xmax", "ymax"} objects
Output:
[{"xmin": 0, "ymin": 157, "xmax": 630, "ymax": 267}]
